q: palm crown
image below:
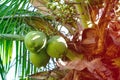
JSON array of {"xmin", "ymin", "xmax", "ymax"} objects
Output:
[{"xmin": 0, "ymin": 0, "xmax": 120, "ymax": 80}]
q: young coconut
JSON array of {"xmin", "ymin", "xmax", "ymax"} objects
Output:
[
  {"xmin": 46, "ymin": 36, "xmax": 67, "ymax": 58},
  {"xmin": 30, "ymin": 49, "xmax": 50, "ymax": 67},
  {"xmin": 24, "ymin": 31, "xmax": 47, "ymax": 53}
]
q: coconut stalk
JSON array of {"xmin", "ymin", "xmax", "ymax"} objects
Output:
[
  {"xmin": 0, "ymin": 34, "xmax": 24, "ymax": 41},
  {"xmin": 74, "ymin": 0, "xmax": 90, "ymax": 28}
]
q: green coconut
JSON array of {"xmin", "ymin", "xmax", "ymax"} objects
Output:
[
  {"xmin": 46, "ymin": 36, "xmax": 67, "ymax": 58},
  {"xmin": 30, "ymin": 49, "xmax": 50, "ymax": 67},
  {"xmin": 24, "ymin": 31, "xmax": 47, "ymax": 53}
]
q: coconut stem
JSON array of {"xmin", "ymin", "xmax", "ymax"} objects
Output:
[
  {"xmin": 0, "ymin": 34, "xmax": 24, "ymax": 41},
  {"xmin": 74, "ymin": 0, "xmax": 90, "ymax": 28}
]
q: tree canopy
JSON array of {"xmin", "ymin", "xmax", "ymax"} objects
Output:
[{"xmin": 0, "ymin": 0, "xmax": 120, "ymax": 80}]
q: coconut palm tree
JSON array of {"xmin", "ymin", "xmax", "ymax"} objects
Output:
[{"xmin": 0, "ymin": 0, "xmax": 120, "ymax": 80}]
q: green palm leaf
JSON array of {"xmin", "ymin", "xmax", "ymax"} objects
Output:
[{"xmin": 0, "ymin": 0, "xmax": 41, "ymax": 79}]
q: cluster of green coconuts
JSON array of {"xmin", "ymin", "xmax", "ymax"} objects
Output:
[{"xmin": 24, "ymin": 31, "xmax": 67, "ymax": 67}]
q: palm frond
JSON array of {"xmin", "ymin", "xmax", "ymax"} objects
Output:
[{"xmin": 0, "ymin": 0, "xmax": 42, "ymax": 79}]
